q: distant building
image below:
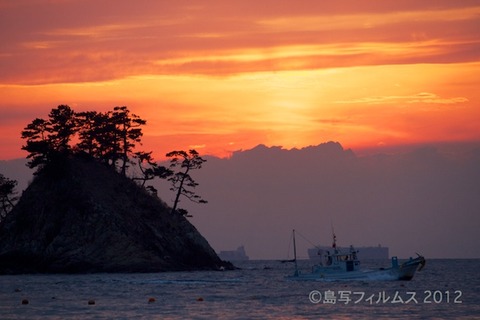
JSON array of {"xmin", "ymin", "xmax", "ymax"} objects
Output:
[
  {"xmin": 308, "ymin": 244, "xmax": 389, "ymax": 261},
  {"xmin": 218, "ymin": 245, "xmax": 249, "ymax": 261}
]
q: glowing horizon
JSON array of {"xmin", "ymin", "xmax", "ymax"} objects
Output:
[{"xmin": 1, "ymin": 1, "xmax": 479, "ymax": 160}]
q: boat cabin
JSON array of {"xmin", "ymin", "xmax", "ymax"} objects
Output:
[{"xmin": 312, "ymin": 245, "xmax": 360, "ymax": 273}]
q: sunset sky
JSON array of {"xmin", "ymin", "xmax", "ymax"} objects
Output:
[{"xmin": 1, "ymin": 0, "xmax": 480, "ymax": 160}]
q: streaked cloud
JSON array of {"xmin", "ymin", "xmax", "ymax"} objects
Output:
[
  {"xmin": 257, "ymin": 6, "xmax": 480, "ymax": 32},
  {"xmin": 1, "ymin": 1, "xmax": 479, "ymax": 84},
  {"xmin": 335, "ymin": 92, "xmax": 469, "ymax": 105}
]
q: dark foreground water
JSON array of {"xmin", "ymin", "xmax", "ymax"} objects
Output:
[{"xmin": 1, "ymin": 259, "xmax": 479, "ymax": 319}]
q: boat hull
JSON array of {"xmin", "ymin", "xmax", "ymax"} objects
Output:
[{"xmin": 288, "ymin": 256, "xmax": 425, "ymax": 281}]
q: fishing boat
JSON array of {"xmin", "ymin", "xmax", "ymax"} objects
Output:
[{"xmin": 287, "ymin": 230, "xmax": 426, "ymax": 281}]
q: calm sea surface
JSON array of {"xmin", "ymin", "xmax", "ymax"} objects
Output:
[{"xmin": 0, "ymin": 259, "xmax": 479, "ymax": 319}]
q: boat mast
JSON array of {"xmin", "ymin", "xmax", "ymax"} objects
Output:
[{"xmin": 293, "ymin": 229, "xmax": 299, "ymax": 276}]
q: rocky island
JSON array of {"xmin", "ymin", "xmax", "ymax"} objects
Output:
[
  {"xmin": 0, "ymin": 155, "xmax": 231, "ymax": 274},
  {"xmin": 0, "ymin": 105, "xmax": 232, "ymax": 274}
]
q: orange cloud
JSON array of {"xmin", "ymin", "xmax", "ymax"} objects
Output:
[
  {"xmin": 1, "ymin": 1, "xmax": 479, "ymax": 159},
  {"xmin": 1, "ymin": 1, "xmax": 479, "ymax": 84},
  {"xmin": 335, "ymin": 92, "xmax": 469, "ymax": 105}
]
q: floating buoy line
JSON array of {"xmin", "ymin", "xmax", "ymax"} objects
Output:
[{"xmin": 18, "ymin": 295, "xmax": 207, "ymax": 305}]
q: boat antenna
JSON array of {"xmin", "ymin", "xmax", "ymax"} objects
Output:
[{"xmin": 331, "ymin": 222, "xmax": 338, "ymax": 254}]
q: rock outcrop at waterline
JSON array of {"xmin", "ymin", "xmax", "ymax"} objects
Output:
[{"xmin": 0, "ymin": 155, "xmax": 231, "ymax": 274}]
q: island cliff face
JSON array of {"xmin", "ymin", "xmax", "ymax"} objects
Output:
[{"xmin": 0, "ymin": 156, "xmax": 230, "ymax": 274}]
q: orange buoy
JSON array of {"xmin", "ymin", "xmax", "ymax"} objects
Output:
[
  {"xmin": 21, "ymin": 299, "xmax": 29, "ymax": 305},
  {"xmin": 148, "ymin": 297, "xmax": 156, "ymax": 303}
]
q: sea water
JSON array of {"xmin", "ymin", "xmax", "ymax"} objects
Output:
[{"xmin": 0, "ymin": 259, "xmax": 478, "ymax": 319}]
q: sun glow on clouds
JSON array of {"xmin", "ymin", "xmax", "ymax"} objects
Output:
[
  {"xmin": 258, "ymin": 6, "xmax": 480, "ymax": 32},
  {"xmin": 153, "ymin": 41, "xmax": 446, "ymax": 71},
  {"xmin": 335, "ymin": 92, "xmax": 469, "ymax": 105},
  {"xmin": 0, "ymin": 1, "xmax": 480, "ymax": 159},
  {"xmin": 1, "ymin": 61, "xmax": 480, "ymax": 159}
]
